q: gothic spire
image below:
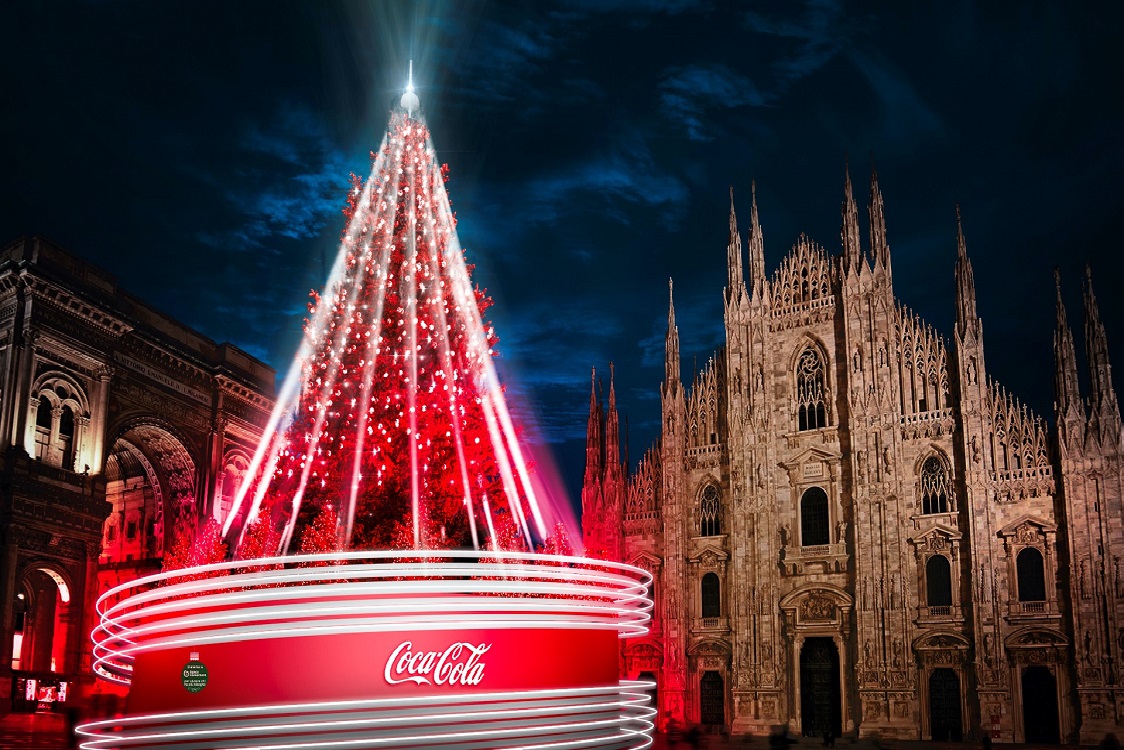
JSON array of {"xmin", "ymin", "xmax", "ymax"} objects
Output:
[
  {"xmin": 666, "ymin": 278, "xmax": 681, "ymax": 388},
  {"xmin": 748, "ymin": 181, "xmax": 766, "ymax": 302},
  {"xmin": 954, "ymin": 206, "xmax": 980, "ymax": 340},
  {"xmin": 726, "ymin": 186, "xmax": 746, "ymax": 304},
  {"xmin": 583, "ymin": 367, "xmax": 603, "ymax": 485},
  {"xmin": 841, "ymin": 161, "xmax": 862, "ymax": 275},
  {"xmin": 1083, "ymin": 264, "xmax": 1120, "ymax": 441},
  {"xmin": 605, "ymin": 363, "xmax": 622, "ymax": 480},
  {"xmin": 1053, "ymin": 269, "xmax": 1084, "ymax": 436},
  {"xmin": 869, "ymin": 167, "xmax": 892, "ymax": 279}
]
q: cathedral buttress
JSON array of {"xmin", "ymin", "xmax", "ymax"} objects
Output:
[
  {"xmin": 841, "ymin": 164, "xmax": 863, "ymax": 278},
  {"xmin": 603, "ymin": 364, "xmax": 625, "ymax": 560},
  {"xmin": 1083, "ymin": 266, "xmax": 1121, "ymax": 450},
  {"xmin": 1054, "ymin": 270, "xmax": 1084, "ymax": 453},
  {"xmin": 950, "ymin": 208, "xmax": 997, "ymax": 732},
  {"xmin": 660, "ymin": 278, "xmax": 689, "ymax": 722},
  {"xmin": 869, "ymin": 168, "xmax": 892, "ymax": 286},
  {"xmin": 581, "ymin": 367, "xmax": 606, "ymax": 556},
  {"xmin": 1056, "ymin": 266, "xmax": 1124, "ymax": 740}
]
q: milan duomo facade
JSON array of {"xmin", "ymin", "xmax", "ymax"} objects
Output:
[{"xmin": 581, "ymin": 172, "xmax": 1124, "ymax": 743}]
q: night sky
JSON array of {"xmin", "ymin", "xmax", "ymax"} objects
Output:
[{"xmin": 4, "ymin": 1, "xmax": 1124, "ymax": 510}]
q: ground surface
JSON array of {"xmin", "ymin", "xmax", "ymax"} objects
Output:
[{"xmin": 0, "ymin": 712, "xmax": 1100, "ymax": 750}]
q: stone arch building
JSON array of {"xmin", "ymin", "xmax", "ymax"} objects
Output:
[
  {"xmin": 0, "ymin": 237, "xmax": 273, "ymax": 711},
  {"xmin": 583, "ymin": 175, "xmax": 1124, "ymax": 743}
]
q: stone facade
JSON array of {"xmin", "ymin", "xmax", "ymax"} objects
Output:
[
  {"xmin": 0, "ymin": 236, "xmax": 274, "ymax": 711},
  {"xmin": 582, "ymin": 174, "xmax": 1124, "ymax": 743}
]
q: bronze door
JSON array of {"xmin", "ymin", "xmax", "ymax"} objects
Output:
[
  {"xmin": 1021, "ymin": 666, "xmax": 1059, "ymax": 743},
  {"xmin": 700, "ymin": 670, "xmax": 725, "ymax": 726},
  {"xmin": 800, "ymin": 638, "xmax": 841, "ymax": 737},
  {"xmin": 928, "ymin": 668, "xmax": 962, "ymax": 741}
]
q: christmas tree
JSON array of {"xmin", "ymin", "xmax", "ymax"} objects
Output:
[{"xmin": 226, "ymin": 72, "xmax": 550, "ymax": 556}]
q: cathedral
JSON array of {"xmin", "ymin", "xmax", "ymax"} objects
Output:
[{"xmin": 581, "ymin": 171, "xmax": 1124, "ymax": 743}]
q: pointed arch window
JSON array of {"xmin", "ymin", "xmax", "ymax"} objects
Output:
[
  {"xmin": 701, "ymin": 572, "xmax": 721, "ymax": 618},
  {"xmin": 800, "ymin": 487, "xmax": 830, "ymax": 546},
  {"xmin": 796, "ymin": 347, "xmax": 827, "ymax": 431},
  {"xmin": 1017, "ymin": 548, "xmax": 1046, "ymax": 602},
  {"xmin": 699, "ymin": 485, "xmax": 721, "ymax": 537},
  {"xmin": 926, "ymin": 554, "xmax": 953, "ymax": 607},
  {"xmin": 920, "ymin": 456, "xmax": 952, "ymax": 514}
]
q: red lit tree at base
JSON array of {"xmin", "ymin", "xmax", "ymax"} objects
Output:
[{"xmin": 226, "ymin": 103, "xmax": 553, "ymax": 556}]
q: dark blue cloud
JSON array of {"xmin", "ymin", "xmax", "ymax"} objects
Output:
[{"xmin": 660, "ymin": 64, "xmax": 770, "ymax": 141}]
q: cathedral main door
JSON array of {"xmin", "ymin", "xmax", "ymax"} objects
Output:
[
  {"xmin": 700, "ymin": 671, "xmax": 725, "ymax": 726},
  {"xmin": 1021, "ymin": 666, "xmax": 1059, "ymax": 743},
  {"xmin": 800, "ymin": 638, "xmax": 841, "ymax": 737},
  {"xmin": 928, "ymin": 668, "xmax": 962, "ymax": 741}
]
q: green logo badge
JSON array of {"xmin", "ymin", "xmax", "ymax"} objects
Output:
[{"xmin": 181, "ymin": 659, "xmax": 209, "ymax": 693}]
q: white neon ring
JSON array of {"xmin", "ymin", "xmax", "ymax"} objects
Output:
[
  {"xmin": 78, "ymin": 683, "xmax": 655, "ymax": 749},
  {"xmin": 92, "ymin": 552, "xmax": 652, "ymax": 684}
]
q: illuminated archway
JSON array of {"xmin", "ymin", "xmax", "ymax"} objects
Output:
[
  {"xmin": 13, "ymin": 564, "xmax": 73, "ymax": 674},
  {"xmin": 103, "ymin": 422, "xmax": 197, "ymax": 564}
]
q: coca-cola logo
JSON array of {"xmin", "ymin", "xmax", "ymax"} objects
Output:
[{"xmin": 384, "ymin": 641, "xmax": 491, "ymax": 687}]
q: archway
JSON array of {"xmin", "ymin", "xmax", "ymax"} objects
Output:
[
  {"xmin": 1022, "ymin": 666, "xmax": 1059, "ymax": 743},
  {"xmin": 13, "ymin": 567, "xmax": 71, "ymax": 674},
  {"xmin": 928, "ymin": 668, "xmax": 962, "ymax": 741},
  {"xmin": 103, "ymin": 423, "xmax": 197, "ymax": 565},
  {"xmin": 800, "ymin": 637, "xmax": 841, "ymax": 737}
]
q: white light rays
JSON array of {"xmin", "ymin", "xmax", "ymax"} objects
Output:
[
  {"xmin": 425, "ymin": 156, "xmax": 549, "ymax": 539},
  {"xmin": 280, "ymin": 210, "xmax": 382, "ymax": 554},
  {"xmin": 343, "ymin": 180, "xmax": 401, "ymax": 546},
  {"xmin": 231, "ymin": 104, "xmax": 556, "ymax": 555},
  {"xmin": 222, "ymin": 149, "xmax": 385, "ymax": 543},
  {"xmin": 404, "ymin": 137, "xmax": 422, "ymax": 549},
  {"xmin": 417, "ymin": 162, "xmax": 481, "ymax": 550}
]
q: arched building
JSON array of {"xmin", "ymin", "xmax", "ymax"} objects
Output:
[
  {"xmin": 582, "ymin": 175, "xmax": 1123, "ymax": 743},
  {"xmin": 0, "ymin": 236, "xmax": 273, "ymax": 712}
]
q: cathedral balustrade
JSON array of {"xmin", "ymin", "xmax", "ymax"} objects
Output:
[
  {"xmin": 694, "ymin": 616, "xmax": 729, "ymax": 634},
  {"xmin": 685, "ymin": 443, "xmax": 724, "ymax": 471},
  {"xmin": 770, "ymin": 294, "xmax": 834, "ymax": 320},
  {"xmin": 915, "ymin": 603, "xmax": 964, "ymax": 625},
  {"xmin": 780, "ymin": 541, "xmax": 848, "ymax": 575},
  {"xmin": 995, "ymin": 465, "xmax": 1052, "ymax": 483}
]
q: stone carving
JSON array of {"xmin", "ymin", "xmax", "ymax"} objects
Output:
[
  {"xmin": 864, "ymin": 639, "xmax": 875, "ymax": 665},
  {"xmin": 1017, "ymin": 524, "xmax": 1038, "ymax": 545},
  {"xmin": 800, "ymin": 595, "xmax": 835, "ymax": 621},
  {"xmin": 891, "ymin": 638, "xmax": 903, "ymax": 668}
]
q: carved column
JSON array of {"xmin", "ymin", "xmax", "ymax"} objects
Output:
[
  {"xmin": 87, "ymin": 365, "xmax": 113, "ymax": 474},
  {"xmin": 15, "ymin": 332, "xmax": 39, "ymax": 453},
  {"xmin": 73, "ymin": 415, "xmax": 90, "ymax": 473}
]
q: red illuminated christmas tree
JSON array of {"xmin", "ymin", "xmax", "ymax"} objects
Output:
[{"xmin": 229, "ymin": 81, "xmax": 546, "ymax": 557}]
